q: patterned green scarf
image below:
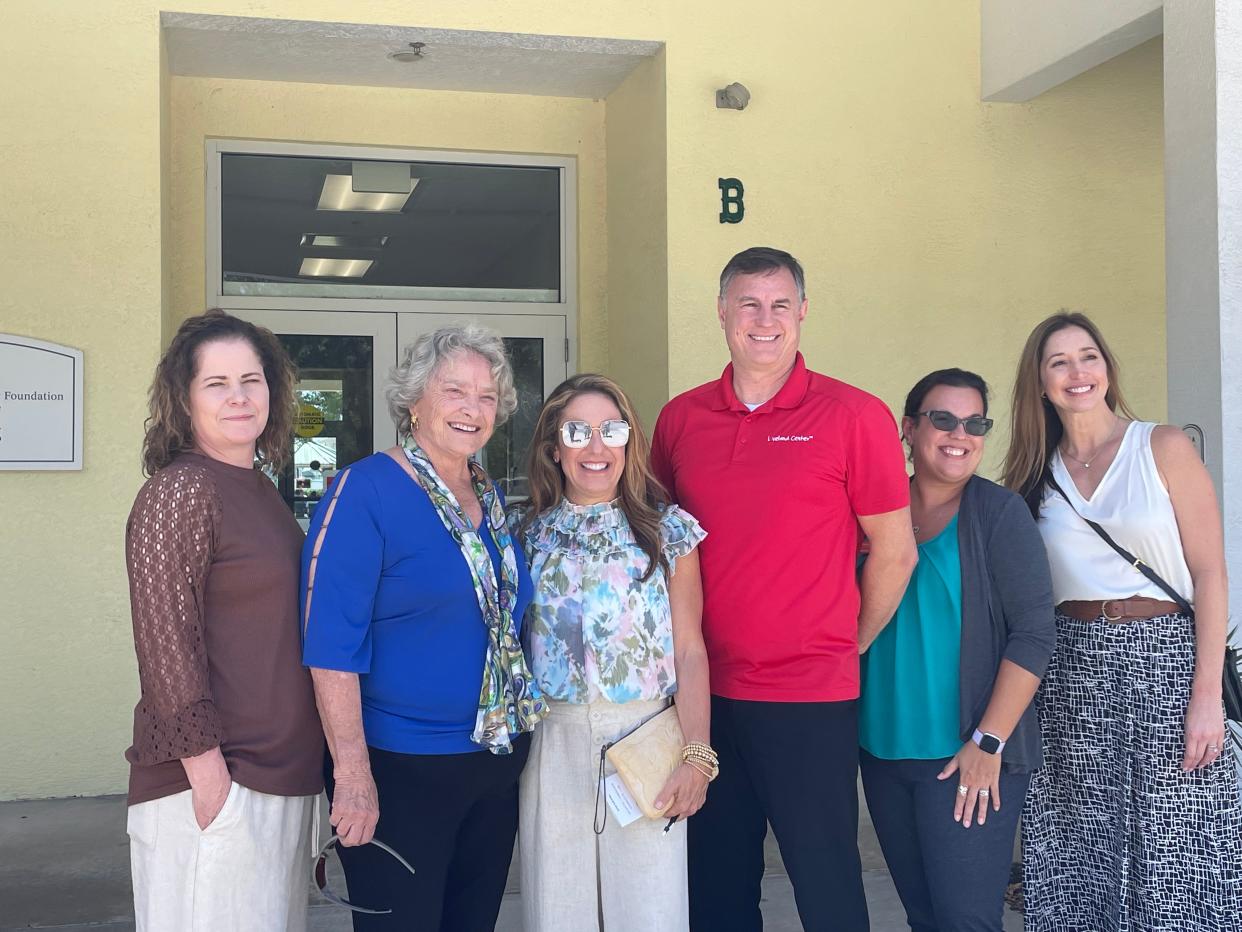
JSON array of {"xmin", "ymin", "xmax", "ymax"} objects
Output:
[{"xmin": 402, "ymin": 442, "xmax": 546, "ymax": 753}]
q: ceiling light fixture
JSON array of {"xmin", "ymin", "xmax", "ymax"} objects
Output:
[
  {"xmin": 299, "ymin": 258, "xmax": 374, "ymax": 278},
  {"xmin": 300, "ymin": 234, "xmax": 390, "ymax": 249},
  {"xmin": 316, "ymin": 174, "xmax": 417, "ymax": 212},
  {"xmin": 388, "ymin": 42, "xmax": 427, "ymax": 63}
]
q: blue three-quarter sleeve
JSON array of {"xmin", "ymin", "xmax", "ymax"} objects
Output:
[{"xmin": 301, "ymin": 468, "xmax": 385, "ymax": 674}]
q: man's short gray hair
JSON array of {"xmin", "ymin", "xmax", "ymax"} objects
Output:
[
  {"xmin": 385, "ymin": 324, "xmax": 518, "ymax": 438},
  {"xmin": 718, "ymin": 246, "xmax": 807, "ymax": 303}
]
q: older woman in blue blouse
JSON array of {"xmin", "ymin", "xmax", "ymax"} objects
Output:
[
  {"xmin": 301, "ymin": 324, "xmax": 545, "ymax": 930},
  {"xmin": 515, "ymin": 374, "xmax": 711, "ymax": 932}
]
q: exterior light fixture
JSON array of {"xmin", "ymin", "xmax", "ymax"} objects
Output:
[{"xmin": 715, "ymin": 82, "xmax": 751, "ymax": 110}]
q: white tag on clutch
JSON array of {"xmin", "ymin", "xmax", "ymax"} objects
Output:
[{"xmin": 604, "ymin": 772, "xmax": 644, "ymax": 827}]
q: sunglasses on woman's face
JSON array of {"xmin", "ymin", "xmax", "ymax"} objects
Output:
[
  {"xmin": 917, "ymin": 410, "xmax": 994, "ymax": 436},
  {"xmin": 559, "ymin": 419, "xmax": 631, "ymax": 449}
]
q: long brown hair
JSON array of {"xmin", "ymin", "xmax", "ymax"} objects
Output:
[
  {"xmin": 142, "ymin": 309, "xmax": 297, "ymax": 476},
  {"xmin": 519, "ymin": 374, "xmax": 669, "ymax": 582},
  {"xmin": 1001, "ymin": 311, "xmax": 1137, "ymax": 514}
]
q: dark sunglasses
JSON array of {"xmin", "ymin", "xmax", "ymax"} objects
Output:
[
  {"xmin": 312, "ymin": 834, "xmax": 416, "ymax": 914},
  {"xmin": 916, "ymin": 410, "xmax": 993, "ymax": 436}
]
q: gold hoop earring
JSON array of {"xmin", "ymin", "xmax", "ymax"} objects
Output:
[{"xmin": 411, "ymin": 413, "xmax": 419, "ymax": 432}]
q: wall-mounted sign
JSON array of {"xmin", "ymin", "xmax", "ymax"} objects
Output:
[
  {"xmin": 0, "ymin": 334, "xmax": 84, "ymax": 471},
  {"xmin": 719, "ymin": 177, "xmax": 745, "ymax": 224}
]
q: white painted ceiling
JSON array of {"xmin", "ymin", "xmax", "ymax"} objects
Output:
[{"xmin": 162, "ymin": 12, "xmax": 662, "ymax": 99}]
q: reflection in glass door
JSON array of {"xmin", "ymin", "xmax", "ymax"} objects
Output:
[
  {"xmin": 232, "ymin": 309, "xmax": 565, "ymax": 519},
  {"xmin": 233, "ymin": 310, "xmax": 397, "ymax": 528},
  {"xmin": 397, "ymin": 314, "xmax": 567, "ymax": 503},
  {"xmin": 283, "ymin": 334, "xmax": 373, "ymax": 523}
]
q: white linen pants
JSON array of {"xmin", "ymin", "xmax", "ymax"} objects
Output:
[
  {"xmin": 519, "ymin": 698, "xmax": 689, "ymax": 932},
  {"xmin": 127, "ymin": 781, "xmax": 317, "ymax": 932}
]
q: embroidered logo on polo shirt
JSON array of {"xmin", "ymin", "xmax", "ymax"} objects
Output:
[{"xmin": 767, "ymin": 434, "xmax": 814, "ymax": 442}]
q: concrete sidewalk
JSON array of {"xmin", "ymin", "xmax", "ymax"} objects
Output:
[{"xmin": 0, "ymin": 792, "xmax": 1022, "ymax": 931}]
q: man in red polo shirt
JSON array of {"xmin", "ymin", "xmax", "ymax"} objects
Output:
[{"xmin": 651, "ymin": 247, "xmax": 917, "ymax": 931}]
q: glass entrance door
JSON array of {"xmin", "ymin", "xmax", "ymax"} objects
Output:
[
  {"xmin": 232, "ymin": 309, "xmax": 566, "ymax": 519},
  {"xmin": 397, "ymin": 313, "xmax": 567, "ymax": 502},
  {"xmin": 234, "ymin": 310, "xmax": 397, "ymax": 528}
]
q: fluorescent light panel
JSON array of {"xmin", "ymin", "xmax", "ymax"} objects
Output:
[
  {"xmin": 300, "ymin": 234, "xmax": 390, "ymax": 248},
  {"xmin": 316, "ymin": 174, "xmax": 416, "ymax": 212},
  {"xmin": 299, "ymin": 258, "xmax": 374, "ymax": 278}
]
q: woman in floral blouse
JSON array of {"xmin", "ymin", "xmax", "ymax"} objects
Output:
[{"xmin": 515, "ymin": 373, "xmax": 711, "ymax": 932}]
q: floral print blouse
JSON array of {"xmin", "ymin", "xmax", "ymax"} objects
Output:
[{"xmin": 519, "ymin": 499, "xmax": 706, "ymax": 704}]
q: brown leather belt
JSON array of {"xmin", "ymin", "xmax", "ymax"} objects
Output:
[{"xmin": 1057, "ymin": 597, "xmax": 1181, "ymax": 623}]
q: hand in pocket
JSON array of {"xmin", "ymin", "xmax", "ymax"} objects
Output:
[{"xmin": 182, "ymin": 746, "xmax": 233, "ymax": 830}]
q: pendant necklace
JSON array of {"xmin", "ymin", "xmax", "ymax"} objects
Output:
[{"xmin": 1061, "ymin": 419, "xmax": 1124, "ymax": 470}]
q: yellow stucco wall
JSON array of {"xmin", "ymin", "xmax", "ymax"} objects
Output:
[
  {"xmin": 0, "ymin": 2, "xmax": 1164, "ymax": 799},
  {"xmin": 663, "ymin": 35, "xmax": 1166, "ymax": 479},
  {"xmin": 605, "ymin": 52, "xmax": 670, "ymax": 431}
]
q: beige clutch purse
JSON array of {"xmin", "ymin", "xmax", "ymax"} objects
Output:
[{"xmin": 605, "ymin": 705, "xmax": 684, "ymax": 819}]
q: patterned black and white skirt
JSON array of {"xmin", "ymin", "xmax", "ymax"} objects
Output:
[{"xmin": 1023, "ymin": 612, "xmax": 1242, "ymax": 931}]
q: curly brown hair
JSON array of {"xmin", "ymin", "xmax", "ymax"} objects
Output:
[
  {"xmin": 142, "ymin": 310, "xmax": 298, "ymax": 476},
  {"xmin": 518, "ymin": 374, "xmax": 670, "ymax": 582}
]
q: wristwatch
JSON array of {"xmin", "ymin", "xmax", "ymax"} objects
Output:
[{"xmin": 971, "ymin": 729, "xmax": 1005, "ymax": 755}]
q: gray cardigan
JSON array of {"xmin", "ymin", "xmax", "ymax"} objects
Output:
[{"xmin": 956, "ymin": 475, "xmax": 1057, "ymax": 773}]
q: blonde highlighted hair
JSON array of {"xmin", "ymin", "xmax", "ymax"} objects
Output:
[
  {"xmin": 518, "ymin": 374, "xmax": 669, "ymax": 582},
  {"xmin": 1001, "ymin": 311, "xmax": 1136, "ymax": 514}
]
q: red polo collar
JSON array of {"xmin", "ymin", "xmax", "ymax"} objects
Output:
[{"xmin": 712, "ymin": 352, "xmax": 812, "ymax": 413}]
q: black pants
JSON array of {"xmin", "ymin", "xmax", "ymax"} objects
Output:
[
  {"xmin": 325, "ymin": 735, "xmax": 530, "ymax": 931},
  {"xmin": 688, "ymin": 696, "xmax": 869, "ymax": 932},
  {"xmin": 860, "ymin": 750, "xmax": 1029, "ymax": 932}
]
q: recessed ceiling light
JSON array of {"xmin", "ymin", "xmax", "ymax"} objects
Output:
[
  {"xmin": 299, "ymin": 258, "xmax": 374, "ymax": 278},
  {"xmin": 300, "ymin": 234, "xmax": 390, "ymax": 248},
  {"xmin": 316, "ymin": 175, "xmax": 416, "ymax": 212}
]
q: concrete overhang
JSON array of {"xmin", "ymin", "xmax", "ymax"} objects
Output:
[
  {"xmin": 162, "ymin": 12, "xmax": 662, "ymax": 99},
  {"xmin": 981, "ymin": 0, "xmax": 1164, "ymax": 102}
]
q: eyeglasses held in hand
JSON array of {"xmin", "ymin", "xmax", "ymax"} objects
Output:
[
  {"xmin": 916, "ymin": 410, "xmax": 993, "ymax": 436},
  {"xmin": 560, "ymin": 419, "xmax": 631, "ymax": 448},
  {"xmin": 312, "ymin": 834, "xmax": 416, "ymax": 915}
]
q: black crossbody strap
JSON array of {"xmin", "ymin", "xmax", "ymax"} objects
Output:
[{"xmin": 1045, "ymin": 472, "xmax": 1194, "ymax": 617}]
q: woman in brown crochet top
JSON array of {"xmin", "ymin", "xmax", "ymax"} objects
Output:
[{"xmin": 123, "ymin": 310, "xmax": 323, "ymax": 931}]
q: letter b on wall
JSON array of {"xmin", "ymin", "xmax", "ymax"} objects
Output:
[{"xmin": 719, "ymin": 178, "xmax": 744, "ymax": 224}]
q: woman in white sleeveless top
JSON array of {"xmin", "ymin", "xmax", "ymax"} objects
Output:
[{"xmin": 1002, "ymin": 312, "xmax": 1241, "ymax": 931}]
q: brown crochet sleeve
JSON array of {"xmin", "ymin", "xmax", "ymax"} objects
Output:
[{"xmin": 125, "ymin": 461, "xmax": 225, "ymax": 765}]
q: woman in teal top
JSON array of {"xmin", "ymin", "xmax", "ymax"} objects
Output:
[
  {"xmin": 859, "ymin": 368, "xmax": 1056, "ymax": 932},
  {"xmin": 860, "ymin": 513, "xmax": 963, "ymax": 760}
]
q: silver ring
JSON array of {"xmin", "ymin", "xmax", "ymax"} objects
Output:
[
  {"xmin": 978, "ymin": 789, "xmax": 990, "ymax": 798},
  {"xmin": 1207, "ymin": 744, "xmax": 1221, "ymax": 752},
  {"xmin": 957, "ymin": 784, "xmax": 968, "ymax": 797}
]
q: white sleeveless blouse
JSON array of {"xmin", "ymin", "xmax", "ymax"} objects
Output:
[{"xmin": 1038, "ymin": 421, "xmax": 1195, "ymax": 605}]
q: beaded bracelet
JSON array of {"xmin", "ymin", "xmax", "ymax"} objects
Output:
[
  {"xmin": 682, "ymin": 741, "xmax": 718, "ymax": 762},
  {"xmin": 685, "ymin": 758, "xmax": 718, "ymax": 781},
  {"xmin": 681, "ymin": 743, "xmax": 720, "ymax": 781}
]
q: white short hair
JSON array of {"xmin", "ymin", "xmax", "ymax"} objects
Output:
[{"xmin": 385, "ymin": 324, "xmax": 517, "ymax": 438}]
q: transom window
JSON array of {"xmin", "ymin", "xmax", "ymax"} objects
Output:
[{"xmin": 207, "ymin": 141, "xmax": 574, "ymax": 311}]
